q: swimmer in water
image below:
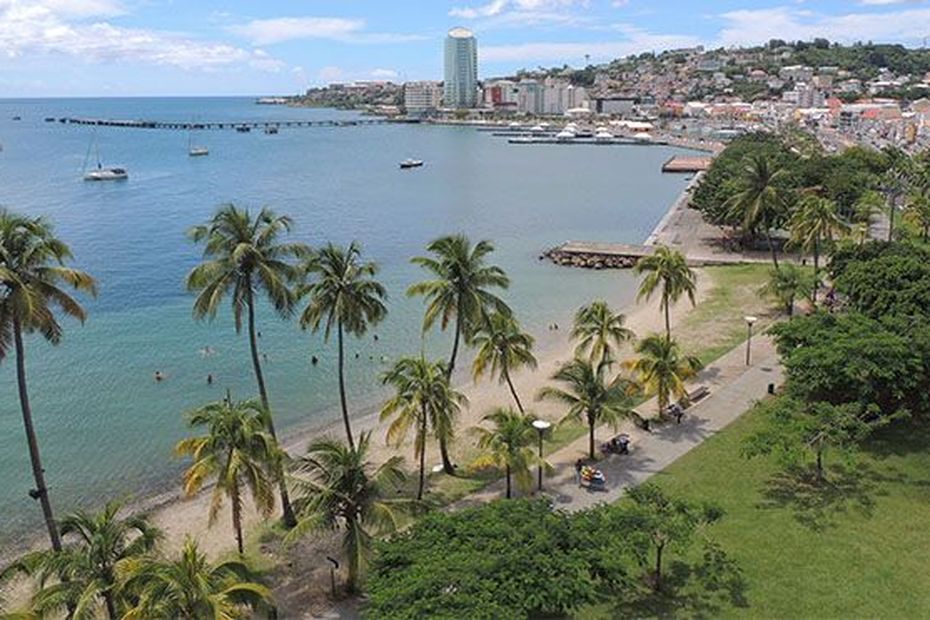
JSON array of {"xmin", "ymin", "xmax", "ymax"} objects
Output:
[
  {"xmin": 311, "ymin": 355, "xmax": 319, "ymax": 366},
  {"xmin": 154, "ymin": 371, "xmax": 164, "ymax": 382},
  {"xmin": 207, "ymin": 373, "xmax": 213, "ymax": 385},
  {"xmin": 373, "ymin": 334, "xmax": 379, "ymax": 342}
]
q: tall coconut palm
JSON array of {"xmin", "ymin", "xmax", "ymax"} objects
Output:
[
  {"xmin": 175, "ymin": 398, "xmax": 279, "ymax": 555},
  {"xmin": 288, "ymin": 433, "xmax": 411, "ymax": 593},
  {"xmin": 788, "ymin": 195, "xmax": 848, "ymax": 302},
  {"xmin": 904, "ymin": 183, "xmax": 930, "ymax": 242},
  {"xmin": 380, "ymin": 357, "xmax": 467, "ymax": 499},
  {"xmin": 881, "ymin": 148, "xmax": 914, "ymax": 242},
  {"xmin": 634, "ymin": 246, "xmax": 696, "ymax": 342},
  {"xmin": 0, "ymin": 209, "xmax": 96, "ymax": 552},
  {"xmin": 121, "ymin": 538, "xmax": 275, "ymax": 619},
  {"xmin": 471, "ymin": 311, "xmax": 537, "ymax": 413},
  {"xmin": 408, "ymin": 234, "xmax": 510, "ymax": 473},
  {"xmin": 537, "ymin": 357, "xmax": 638, "ymax": 459},
  {"xmin": 624, "ymin": 335, "xmax": 702, "ymax": 418},
  {"xmin": 758, "ymin": 264, "xmax": 814, "ymax": 317},
  {"xmin": 186, "ymin": 204, "xmax": 309, "ymax": 527},
  {"xmin": 724, "ymin": 154, "xmax": 791, "ymax": 267},
  {"xmin": 4, "ymin": 502, "xmax": 161, "ymax": 620},
  {"xmin": 469, "ymin": 408, "xmax": 541, "ymax": 499},
  {"xmin": 571, "ymin": 300, "xmax": 635, "ymax": 366},
  {"xmin": 299, "ymin": 242, "xmax": 387, "ymax": 450}
]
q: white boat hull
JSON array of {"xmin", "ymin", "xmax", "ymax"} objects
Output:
[{"xmin": 84, "ymin": 168, "xmax": 128, "ymax": 181}]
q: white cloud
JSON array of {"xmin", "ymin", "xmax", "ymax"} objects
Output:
[
  {"xmin": 229, "ymin": 16, "xmax": 425, "ymax": 46},
  {"xmin": 715, "ymin": 5, "xmax": 930, "ymax": 47},
  {"xmin": 481, "ymin": 28, "xmax": 700, "ymax": 63},
  {"xmin": 450, "ymin": 0, "xmax": 588, "ymax": 22},
  {"xmin": 371, "ymin": 68, "xmax": 398, "ymax": 78},
  {"xmin": 0, "ymin": 0, "xmax": 282, "ymax": 71}
]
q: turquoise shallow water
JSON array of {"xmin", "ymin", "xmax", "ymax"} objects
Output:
[{"xmin": 0, "ymin": 97, "xmax": 691, "ymax": 551}]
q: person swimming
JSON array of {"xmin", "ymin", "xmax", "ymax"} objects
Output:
[
  {"xmin": 207, "ymin": 373, "xmax": 213, "ymax": 385},
  {"xmin": 311, "ymin": 355, "xmax": 319, "ymax": 366},
  {"xmin": 154, "ymin": 371, "xmax": 164, "ymax": 382}
]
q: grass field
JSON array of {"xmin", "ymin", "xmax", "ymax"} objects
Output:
[{"xmin": 581, "ymin": 400, "xmax": 930, "ymax": 618}]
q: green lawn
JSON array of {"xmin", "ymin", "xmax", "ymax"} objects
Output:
[{"xmin": 581, "ymin": 401, "xmax": 930, "ymax": 618}]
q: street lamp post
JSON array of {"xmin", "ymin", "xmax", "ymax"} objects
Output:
[
  {"xmin": 744, "ymin": 315, "xmax": 758, "ymax": 366},
  {"xmin": 531, "ymin": 419, "xmax": 552, "ymax": 493}
]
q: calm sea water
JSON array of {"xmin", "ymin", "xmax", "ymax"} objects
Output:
[{"xmin": 0, "ymin": 97, "xmax": 691, "ymax": 550}]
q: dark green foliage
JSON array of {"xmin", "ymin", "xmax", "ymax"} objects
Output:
[
  {"xmin": 832, "ymin": 242, "xmax": 930, "ymax": 321},
  {"xmin": 792, "ymin": 43, "xmax": 930, "ymax": 81},
  {"xmin": 770, "ymin": 312, "xmax": 922, "ymax": 416},
  {"xmin": 364, "ymin": 500, "xmax": 606, "ymax": 619}
]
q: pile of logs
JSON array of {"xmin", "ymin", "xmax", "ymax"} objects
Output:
[{"xmin": 540, "ymin": 248, "xmax": 639, "ymax": 270}]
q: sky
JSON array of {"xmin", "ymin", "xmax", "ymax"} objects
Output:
[{"xmin": 4, "ymin": 0, "xmax": 930, "ymax": 97}]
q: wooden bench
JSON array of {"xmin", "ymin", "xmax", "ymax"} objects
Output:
[{"xmin": 681, "ymin": 386, "xmax": 710, "ymax": 409}]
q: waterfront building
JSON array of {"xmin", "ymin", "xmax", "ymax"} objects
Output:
[
  {"xmin": 516, "ymin": 79, "xmax": 544, "ymax": 115},
  {"xmin": 484, "ymin": 79, "xmax": 518, "ymax": 111},
  {"xmin": 404, "ymin": 81, "xmax": 443, "ymax": 115},
  {"xmin": 444, "ymin": 27, "xmax": 478, "ymax": 109},
  {"xmin": 541, "ymin": 78, "xmax": 589, "ymax": 115}
]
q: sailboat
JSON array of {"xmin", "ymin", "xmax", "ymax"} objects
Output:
[
  {"xmin": 83, "ymin": 131, "xmax": 127, "ymax": 181},
  {"xmin": 188, "ymin": 127, "xmax": 209, "ymax": 157}
]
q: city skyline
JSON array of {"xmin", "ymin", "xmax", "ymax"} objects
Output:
[{"xmin": 5, "ymin": 1, "xmax": 930, "ymax": 97}]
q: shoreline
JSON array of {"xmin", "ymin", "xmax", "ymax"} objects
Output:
[{"xmin": 0, "ymin": 154, "xmax": 704, "ymax": 565}]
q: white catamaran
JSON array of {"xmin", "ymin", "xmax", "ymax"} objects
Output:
[
  {"xmin": 188, "ymin": 127, "xmax": 209, "ymax": 157},
  {"xmin": 83, "ymin": 132, "xmax": 127, "ymax": 181}
]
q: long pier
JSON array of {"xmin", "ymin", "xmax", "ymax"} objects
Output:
[{"xmin": 49, "ymin": 116, "xmax": 400, "ymax": 131}]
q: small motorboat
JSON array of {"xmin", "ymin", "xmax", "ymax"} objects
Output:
[
  {"xmin": 84, "ymin": 167, "xmax": 128, "ymax": 181},
  {"xmin": 11, "ymin": 116, "xmax": 21, "ymax": 121},
  {"xmin": 264, "ymin": 125, "xmax": 279, "ymax": 134},
  {"xmin": 399, "ymin": 159, "xmax": 424, "ymax": 169},
  {"xmin": 188, "ymin": 146, "xmax": 209, "ymax": 157}
]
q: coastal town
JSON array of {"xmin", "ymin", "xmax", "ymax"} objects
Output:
[{"xmin": 293, "ymin": 32, "xmax": 930, "ymax": 154}]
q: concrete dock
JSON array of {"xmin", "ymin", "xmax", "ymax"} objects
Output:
[
  {"xmin": 662, "ymin": 155, "xmax": 714, "ymax": 172},
  {"xmin": 53, "ymin": 117, "xmax": 392, "ymax": 131}
]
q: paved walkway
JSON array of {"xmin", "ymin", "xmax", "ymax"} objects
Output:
[{"xmin": 454, "ymin": 335, "xmax": 782, "ymax": 512}]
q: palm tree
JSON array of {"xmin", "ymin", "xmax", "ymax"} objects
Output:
[
  {"xmin": 380, "ymin": 357, "xmax": 467, "ymax": 499},
  {"xmin": 175, "ymin": 398, "xmax": 279, "ymax": 554},
  {"xmin": 758, "ymin": 264, "xmax": 814, "ymax": 317},
  {"xmin": 0, "ymin": 209, "xmax": 96, "ymax": 551},
  {"xmin": 571, "ymin": 300, "xmax": 635, "ymax": 365},
  {"xmin": 537, "ymin": 357, "xmax": 638, "ymax": 459},
  {"xmin": 471, "ymin": 311, "xmax": 537, "ymax": 413},
  {"xmin": 299, "ymin": 242, "xmax": 387, "ymax": 450},
  {"xmin": 624, "ymin": 335, "xmax": 703, "ymax": 418},
  {"xmin": 469, "ymin": 408, "xmax": 540, "ymax": 499},
  {"xmin": 408, "ymin": 234, "xmax": 510, "ymax": 473},
  {"xmin": 788, "ymin": 195, "xmax": 848, "ymax": 302},
  {"xmin": 634, "ymin": 246, "xmax": 697, "ymax": 342},
  {"xmin": 881, "ymin": 148, "xmax": 914, "ymax": 242},
  {"xmin": 186, "ymin": 204, "xmax": 309, "ymax": 527},
  {"xmin": 121, "ymin": 538, "xmax": 274, "ymax": 619},
  {"xmin": 288, "ymin": 433, "xmax": 411, "ymax": 593},
  {"xmin": 724, "ymin": 154, "xmax": 791, "ymax": 267},
  {"xmin": 904, "ymin": 183, "xmax": 930, "ymax": 242},
  {"xmin": 5, "ymin": 502, "xmax": 160, "ymax": 620}
]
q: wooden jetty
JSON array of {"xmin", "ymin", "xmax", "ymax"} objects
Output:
[
  {"xmin": 662, "ymin": 155, "xmax": 713, "ymax": 173},
  {"xmin": 55, "ymin": 117, "xmax": 396, "ymax": 131}
]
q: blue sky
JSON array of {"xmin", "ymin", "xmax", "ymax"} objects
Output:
[{"xmin": 4, "ymin": 0, "xmax": 930, "ymax": 96}]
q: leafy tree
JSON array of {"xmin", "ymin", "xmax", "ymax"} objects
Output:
[
  {"xmin": 187, "ymin": 204, "xmax": 310, "ymax": 527},
  {"xmin": 634, "ymin": 246, "xmax": 697, "ymax": 341},
  {"xmin": 623, "ymin": 484, "xmax": 723, "ymax": 592},
  {"xmin": 903, "ymin": 184, "xmax": 930, "ymax": 242},
  {"xmin": 879, "ymin": 148, "xmax": 915, "ymax": 242},
  {"xmin": 4, "ymin": 502, "xmax": 160, "ymax": 619},
  {"xmin": 743, "ymin": 397, "xmax": 886, "ymax": 483},
  {"xmin": 0, "ymin": 209, "xmax": 97, "ymax": 551},
  {"xmin": 175, "ymin": 398, "xmax": 279, "ymax": 554},
  {"xmin": 724, "ymin": 154, "xmax": 792, "ymax": 267},
  {"xmin": 381, "ymin": 357, "xmax": 467, "ymax": 499},
  {"xmin": 469, "ymin": 408, "xmax": 541, "ymax": 499},
  {"xmin": 121, "ymin": 538, "xmax": 275, "ymax": 619},
  {"xmin": 758, "ymin": 264, "xmax": 814, "ymax": 316},
  {"xmin": 471, "ymin": 311, "xmax": 537, "ymax": 413},
  {"xmin": 288, "ymin": 433, "xmax": 411, "ymax": 593},
  {"xmin": 624, "ymin": 335, "xmax": 702, "ymax": 418},
  {"xmin": 832, "ymin": 243, "xmax": 930, "ymax": 321},
  {"xmin": 408, "ymin": 235, "xmax": 510, "ymax": 473},
  {"xmin": 538, "ymin": 357, "xmax": 638, "ymax": 459},
  {"xmin": 364, "ymin": 500, "xmax": 608, "ymax": 619},
  {"xmin": 770, "ymin": 311, "xmax": 922, "ymax": 415},
  {"xmin": 299, "ymin": 242, "xmax": 387, "ymax": 449},
  {"xmin": 788, "ymin": 195, "xmax": 848, "ymax": 301},
  {"xmin": 571, "ymin": 300, "xmax": 635, "ymax": 366}
]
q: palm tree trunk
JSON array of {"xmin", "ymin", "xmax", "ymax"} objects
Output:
[
  {"xmin": 13, "ymin": 317, "xmax": 62, "ymax": 552},
  {"xmin": 337, "ymin": 320, "xmax": 355, "ymax": 450},
  {"xmin": 231, "ymin": 480, "xmax": 244, "ymax": 554},
  {"xmin": 815, "ymin": 445, "xmax": 824, "ymax": 483},
  {"xmin": 502, "ymin": 366, "xmax": 524, "ymax": 414},
  {"xmin": 505, "ymin": 464, "xmax": 512, "ymax": 499},
  {"xmin": 653, "ymin": 543, "xmax": 664, "ymax": 592},
  {"xmin": 766, "ymin": 229, "xmax": 779, "ymax": 269},
  {"xmin": 663, "ymin": 289, "xmax": 671, "ymax": 343},
  {"xmin": 588, "ymin": 418, "xmax": 595, "ymax": 460},
  {"xmin": 245, "ymin": 284, "xmax": 297, "ymax": 528},
  {"xmin": 438, "ymin": 314, "xmax": 462, "ymax": 475},
  {"xmin": 103, "ymin": 592, "xmax": 118, "ymax": 620},
  {"xmin": 888, "ymin": 195, "xmax": 895, "ymax": 242},
  {"xmin": 812, "ymin": 238, "xmax": 820, "ymax": 304},
  {"xmin": 417, "ymin": 405, "xmax": 427, "ymax": 501}
]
